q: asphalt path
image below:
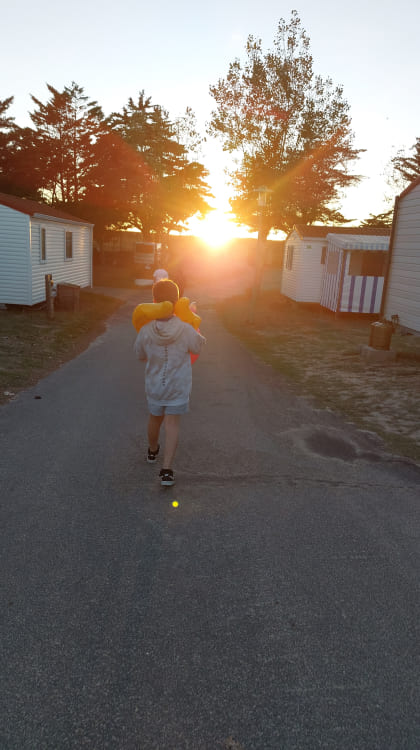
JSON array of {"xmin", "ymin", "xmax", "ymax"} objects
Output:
[{"xmin": 1, "ymin": 280, "xmax": 420, "ymax": 750}]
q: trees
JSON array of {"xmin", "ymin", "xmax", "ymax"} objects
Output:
[
  {"xmin": 208, "ymin": 11, "xmax": 362, "ymax": 237},
  {"xmin": 80, "ymin": 129, "xmax": 147, "ymax": 236},
  {"xmin": 391, "ymin": 137, "xmax": 420, "ymax": 185},
  {"xmin": 0, "ymin": 84, "xmax": 212, "ymax": 239},
  {"xmin": 108, "ymin": 92, "xmax": 212, "ymax": 238},
  {"xmin": 0, "ymin": 97, "xmax": 15, "ymax": 191},
  {"xmin": 360, "ymin": 209, "xmax": 393, "ymax": 228},
  {"xmin": 28, "ymin": 82, "xmax": 106, "ymax": 205},
  {"xmin": 174, "ymin": 107, "xmax": 205, "ymax": 159},
  {"xmin": 373, "ymin": 137, "xmax": 420, "ymax": 224},
  {"xmin": 0, "ymin": 96, "xmax": 40, "ymax": 198}
]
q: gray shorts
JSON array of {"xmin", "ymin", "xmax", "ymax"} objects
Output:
[{"xmin": 148, "ymin": 401, "xmax": 189, "ymax": 416}]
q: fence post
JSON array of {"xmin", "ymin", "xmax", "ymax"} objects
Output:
[{"xmin": 45, "ymin": 274, "xmax": 54, "ymax": 320}]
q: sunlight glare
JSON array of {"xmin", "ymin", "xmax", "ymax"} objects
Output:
[{"xmin": 190, "ymin": 209, "xmax": 239, "ymax": 251}]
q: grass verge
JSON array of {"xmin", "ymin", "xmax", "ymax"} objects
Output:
[
  {"xmin": 0, "ymin": 290, "xmax": 123, "ymax": 405},
  {"xmin": 219, "ymin": 289, "xmax": 420, "ymax": 463}
]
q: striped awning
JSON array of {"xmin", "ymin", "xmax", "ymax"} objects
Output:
[{"xmin": 326, "ymin": 233, "xmax": 390, "ymax": 251}]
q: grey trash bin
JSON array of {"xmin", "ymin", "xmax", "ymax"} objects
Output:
[{"xmin": 56, "ymin": 282, "xmax": 80, "ymax": 312}]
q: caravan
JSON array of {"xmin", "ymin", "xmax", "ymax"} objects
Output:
[{"xmin": 134, "ymin": 241, "xmax": 162, "ymax": 278}]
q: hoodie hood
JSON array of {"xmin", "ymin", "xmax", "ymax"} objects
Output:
[{"xmin": 149, "ymin": 316, "xmax": 186, "ymax": 345}]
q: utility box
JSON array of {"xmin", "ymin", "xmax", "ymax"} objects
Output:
[
  {"xmin": 369, "ymin": 321, "xmax": 392, "ymax": 350},
  {"xmin": 56, "ymin": 282, "xmax": 80, "ymax": 312}
]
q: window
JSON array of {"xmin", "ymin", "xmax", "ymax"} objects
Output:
[
  {"xmin": 285, "ymin": 244, "xmax": 294, "ymax": 270},
  {"xmin": 65, "ymin": 231, "xmax": 73, "ymax": 260},
  {"xmin": 320, "ymin": 246, "xmax": 327, "ymax": 265},
  {"xmin": 327, "ymin": 251, "xmax": 339, "ymax": 275},
  {"xmin": 40, "ymin": 227, "xmax": 47, "ymax": 262},
  {"xmin": 349, "ymin": 251, "xmax": 387, "ymax": 277}
]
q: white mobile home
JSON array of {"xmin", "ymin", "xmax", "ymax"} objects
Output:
[
  {"xmin": 0, "ymin": 192, "xmax": 93, "ymax": 306},
  {"xmin": 281, "ymin": 225, "xmax": 391, "ymax": 304},
  {"xmin": 281, "ymin": 225, "xmax": 328, "ymax": 303},
  {"xmin": 320, "ymin": 234, "xmax": 390, "ymax": 314},
  {"xmin": 381, "ymin": 177, "xmax": 420, "ymax": 333}
]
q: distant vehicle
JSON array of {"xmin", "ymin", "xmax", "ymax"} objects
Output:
[{"xmin": 134, "ymin": 242, "xmax": 162, "ymax": 277}]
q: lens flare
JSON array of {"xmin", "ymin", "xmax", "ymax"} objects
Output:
[{"xmin": 189, "ymin": 209, "xmax": 239, "ymax": 251}]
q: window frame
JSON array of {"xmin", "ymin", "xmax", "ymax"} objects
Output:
[
  {"xmin": 285, "ymin": 244, "xmax": 294, "ymax": 271},
  {"xmin": 65, "ymin": 230, "xmax": 73, "ymax": 261},
  {"xmin": 348, "ymin": 250, "xmax": 387, "ymax": 277},
  {"xmin": 327, "ymin": 250, "xmax": 339, "ymax": 275},
  {"xmin": 40, "ymin": 226, "xmax": 47, "ymax": 263}
]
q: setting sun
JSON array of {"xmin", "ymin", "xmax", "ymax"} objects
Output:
[{"xmin": 188, "ymin": 208, "xmax": 241, "ymax": 250}]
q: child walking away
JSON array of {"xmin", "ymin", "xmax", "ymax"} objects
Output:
[{"xmin": 134, "ymin": 279, "xmax": 206, "ymax": 486}]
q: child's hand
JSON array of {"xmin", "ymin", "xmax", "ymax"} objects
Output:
[{"xmin": 174, "ymin": 298, "xmax": 201, "ymax": 330}]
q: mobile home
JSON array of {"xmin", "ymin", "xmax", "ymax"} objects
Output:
[
  {"xmin": 0, "ymin": 192, "xmax": 93, "ymax": 306},
  {"xmin": 281, "ymin": 225, "xmax": 390, "ymax": 304},
  {"xmin": 320, "ymin": 233, "xmax": 390, "ymax": 314},
  {"xmin": 381, "ymin": 176, "xmax": 420, "ymax": 333}
]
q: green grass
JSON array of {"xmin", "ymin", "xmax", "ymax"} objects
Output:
[{"xmin": 0, "ymin": 290, "xmax": 123, "ymax": 404}]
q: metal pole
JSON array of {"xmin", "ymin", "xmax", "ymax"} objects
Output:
[{"xmin": 248, "ymin": 211, "xmax": 264, "ymax": 323}]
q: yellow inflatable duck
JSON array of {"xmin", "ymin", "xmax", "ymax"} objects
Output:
[{"xmin": 132, "ymin": 297, "xmax": 201, "ymax": 333}]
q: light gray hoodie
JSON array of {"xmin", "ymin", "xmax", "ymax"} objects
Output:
[{"xmin": 134, "ymin": 316, "xmax": 205, "ymax": 406}]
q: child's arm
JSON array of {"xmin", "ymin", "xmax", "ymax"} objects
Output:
[
  {"xmin": 133, "ymin": 330, "xmax": 147, "ymax": 361},
  {"xmin": 188, "ymin": 327, "xmax": 206, "ymax": 355}
]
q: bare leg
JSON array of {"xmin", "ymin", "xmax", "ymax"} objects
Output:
[
  {"xmin": 162, "ymin": 414, "xmax": 181, "ymax": 469},
  {"xmin": 148, "ymin": 414, "xmax": 164, "ymax": 451}
]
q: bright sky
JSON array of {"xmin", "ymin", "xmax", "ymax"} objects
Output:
[{"xmin": 2, "ymin": 0, "xmax": 419, "ymax": 242}]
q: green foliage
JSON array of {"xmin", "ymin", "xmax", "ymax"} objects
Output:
[
  {"xmin": 208, "ymin": 11, "xmax": 362, "ymax": 236},
  {"xmin": 0, "ymin": 96, "xmax": 16, "ymax": 193},
  {"xmin": 174, "ymin": 107, "xmax": 205, "ymax": 159},
  {"xmin": 29, "ymin": 82, "xmax": 106, "ymax": 204},
  {"xmin": 0, "ymin": 84, "xmax": 212, "ymax": 239},
  {"xmin": 0, "ymin": 96, "xmax": 40, "ymax": 198},
  {"xmin": 107, "ymin": 91, "xmax": 213, "ymax": 237},
  {"xmin": 391, "ymin": 137, "xmax": 420, "ymax": 185},
  {"xmin": 0, "ymin": 96, "xmax": 14, "ymax": 181},
  {"xmin": 360, "ymin": 209, "xmax": 393, "ymax": 228}
]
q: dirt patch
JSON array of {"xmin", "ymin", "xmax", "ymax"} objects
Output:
[{"xmin": 220, "ymin": 290, "xmax": 420, "ymax": 463}]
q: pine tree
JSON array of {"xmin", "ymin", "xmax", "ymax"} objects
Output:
[
  {"xmin": 391, "ymin": 137, "xmax": 420, "ymax": 185},
  {"xmin": 108, "ymin": 92, "xmax": 212, "ymax": 237},
  {"xmin": 0, "ymin": 85, "xmax": 212, "ymax": 237},
  {"xmin": 0, "ymin": 97, "xmax": 14, "ymax": 183},
  {"xmin": 29, "ymin": 82, "xmax": 106, "ymax": 205},
  {"xmin": 0, "ymin": 96, "xmax": 16, "ymax": 193},
  {"xmin": 360, "ymin": 209, "xmax": 393, "ymax": 228},
  {"xmin": 0, "ymin": 97, "xmax": 41, "ymax": 198}
]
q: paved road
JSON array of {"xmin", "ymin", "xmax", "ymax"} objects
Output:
[{"xmin": 1, "ymin": 280, "xmax": 420, "ymax": 750}]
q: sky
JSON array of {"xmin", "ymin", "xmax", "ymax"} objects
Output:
[{"xmin": 2, "ymin": 0, "xmax": 420, "ymax": 241}]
